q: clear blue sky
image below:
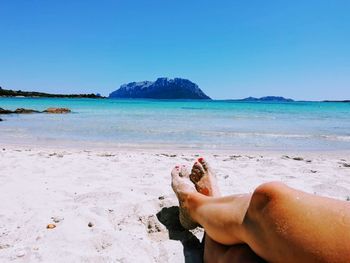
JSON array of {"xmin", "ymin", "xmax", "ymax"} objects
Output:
[{"xmin": 0, "ymin": 0, "xmax": 349, "ymax": 100}]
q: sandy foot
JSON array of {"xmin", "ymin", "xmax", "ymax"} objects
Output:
[
  {"xmin": 171, "ymin": 165, "xmax": 199, "ymax": 230},
  {"xmin": 190, "ymin": 157, "xmax": 221, "ymax": 197}
]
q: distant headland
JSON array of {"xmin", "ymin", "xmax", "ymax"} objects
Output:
[
  {"xmin": 0, "ymin": 87, "xmax": 103, "ymax": 99},
  {"xmin": 323, "ymin": 100, "xmax": 350, "ymax": 103},
  {"xmin": 109, "ymin": 78, "xmax": 211, "ymax": 100},
  {"xmin": 233, "ymin": 96, "xmax": 294, "ymax": 102}
]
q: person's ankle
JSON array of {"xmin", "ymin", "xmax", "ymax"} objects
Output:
[{"xmin": 184, "ymin": 192, "xmax": 205, "ymax": 220}]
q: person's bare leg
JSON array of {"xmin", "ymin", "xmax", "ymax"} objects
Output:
[
  {"xmin": 243, "ymin": 182, "xmax": 350, "ymax": 262},
  {"xmin": 171, "ymin": 164, "xmax": 199, "ymax": 229},
  {"xmin": 171, "ymin": 161, "xmax": 250, "ymax": 242},
  {"xmin": 189, "ymin": 158, "xmax": 264, "ymax": 263},
  {"xmin": 204, "ymin": 236, "xmax": 265, "ymax": 263},
  {"xmin": 172, "ymin": 159, "xmax": 350, "ymax": 263}
]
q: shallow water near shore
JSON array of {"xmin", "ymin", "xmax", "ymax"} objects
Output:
[{"xmin": 1, "ymin": 97, "xmax": 350, "ymax": 151}]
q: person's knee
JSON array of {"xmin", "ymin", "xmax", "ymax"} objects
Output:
[
  {"xmin": 248, "ymin": 182, "xmax": 288, "ymax": 218},
  {"xmin": 254, "ymin": 182, "xmax": 287, "ymax": 199}
]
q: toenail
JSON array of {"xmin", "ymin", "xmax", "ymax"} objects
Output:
[
  {"xmin": 202, "ymin": 188, "xmax": 209, "ymax": 195},
  {"xmin": 175, "ymin": 165, "xmax": 179, "ymax": 169},
  {"xmin": 198, "ymin": 157, "xmax": 203, "ymax": 162}
]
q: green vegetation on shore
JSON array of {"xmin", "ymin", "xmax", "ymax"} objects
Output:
[{"xmin": 0, "ymin": 87, "xmax": 104, "ymax": 98}]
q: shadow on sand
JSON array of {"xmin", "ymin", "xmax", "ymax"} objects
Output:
[{"xmin": 157, "ymin": 206, "xmax": 204, "ymax": 263}]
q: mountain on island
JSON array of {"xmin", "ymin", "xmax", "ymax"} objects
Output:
[
  {"xmin": 236, "ymin": 96, "xmax": 294, "ymax": 102},
  {"xmin": 109, "ymin": 78, "xmax": 211, "ymax": 99}
]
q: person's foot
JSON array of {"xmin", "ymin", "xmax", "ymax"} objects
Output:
[
  {"xmin": 190, "ymin": 157, "xmax": 221, "ymax": 197},
  {"xmin": 171, "ymin": 165, "xmax": 199, "ymax": 229}
]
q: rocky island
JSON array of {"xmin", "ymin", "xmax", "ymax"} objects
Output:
[
  {"xmin": 235, "ymin": 96, "xmax": 294, "ymax": 102},
  {"xmin": 109, "ymin": 78, "xmax": 211, "ymax": 99}
]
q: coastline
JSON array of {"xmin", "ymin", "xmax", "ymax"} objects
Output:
[
  {"xmin": 3, "ymin": 138, "xmax": 350, "ymax": 155},
  {"xmin": 1, "ymin": 145, "xmax": 349, "ymax": 262}
]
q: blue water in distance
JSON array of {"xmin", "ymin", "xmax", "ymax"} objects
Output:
[{"xmin": 1, "ymin": 97, "xmax": 350, "ymax": 150}]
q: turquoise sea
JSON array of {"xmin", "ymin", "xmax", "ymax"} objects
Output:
[{"xmin": 1, "ymin": 98, "xmax": 350, "ymax": 151}]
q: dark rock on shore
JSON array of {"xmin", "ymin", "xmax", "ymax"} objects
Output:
[
  {"xmin": 43, "ymin": 108, "xmax": 71, "ymax": 114},
  {"xmin": 0, "ymin": 107, "xmax": 71, "ymax": 114},
  {"xmin": 109, "ymin": 78, "xmax": 211, "ymax": 99},
  {"xmin": 0, "ymin": 118, "xmax": 3, "ymax": 121},
  {"xmin": 0, "ymin": 107, "xmax": 40, "ymax": 114},
  {"xmin": 14, "ymin": 108, "xmax": 40, "ymax": 114},
  {"xmin": 0, "ymin": 108, "xmax": 13, "ymax": 114}
]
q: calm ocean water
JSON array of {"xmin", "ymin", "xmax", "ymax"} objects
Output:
[{"xmin": 1, "ymin": 98, "xmax": 350, "ymax": 150}]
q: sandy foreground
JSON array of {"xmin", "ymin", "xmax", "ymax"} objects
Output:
[{"xmin": 0, "ymin": 146, "xmax": 350, "ymax": 262}]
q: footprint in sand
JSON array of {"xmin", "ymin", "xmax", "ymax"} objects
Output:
[{"xmin": 139, "ymin": 215, "xmax": 167, "ymax": 241}]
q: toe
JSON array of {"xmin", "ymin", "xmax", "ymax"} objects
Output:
[
  {"xmin": 194, "ymin": 161, "xmax": 205, "ymax": 174},
  {"xmin": 180, "ymin": 165, "xmax": 190, "ymax": 178},
  {"xmin": 198, "ymin": 157, "xmax": 209, "ymax": 171},
  {"xmin": 171, "ymin": 165, "xmax": 181, "ymax": 178}
]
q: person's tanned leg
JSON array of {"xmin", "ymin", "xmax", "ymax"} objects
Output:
[
  {"xmin": 204, "ymin": 237, "xmax": 265, "ymax": 263},
  {"xmin": 244, "ymin": 182, "xmax": 350, "ymax": 262},
  {"xmin": 172, "ymin": 158, "xmax": 350, "ymax": 263},
  {"xmin": 189, "ymin": 158, "xmax": 264, "ymax": 263}
]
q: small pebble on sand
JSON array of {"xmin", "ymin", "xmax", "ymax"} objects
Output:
[{"xmin": 46, "ymin": 224, "xmax": 56, "ymax": 229}]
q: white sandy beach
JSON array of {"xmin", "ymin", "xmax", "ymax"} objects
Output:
[{"xmin": 1, "ymin": 146, "xmax": 350, "ymax": 262}]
